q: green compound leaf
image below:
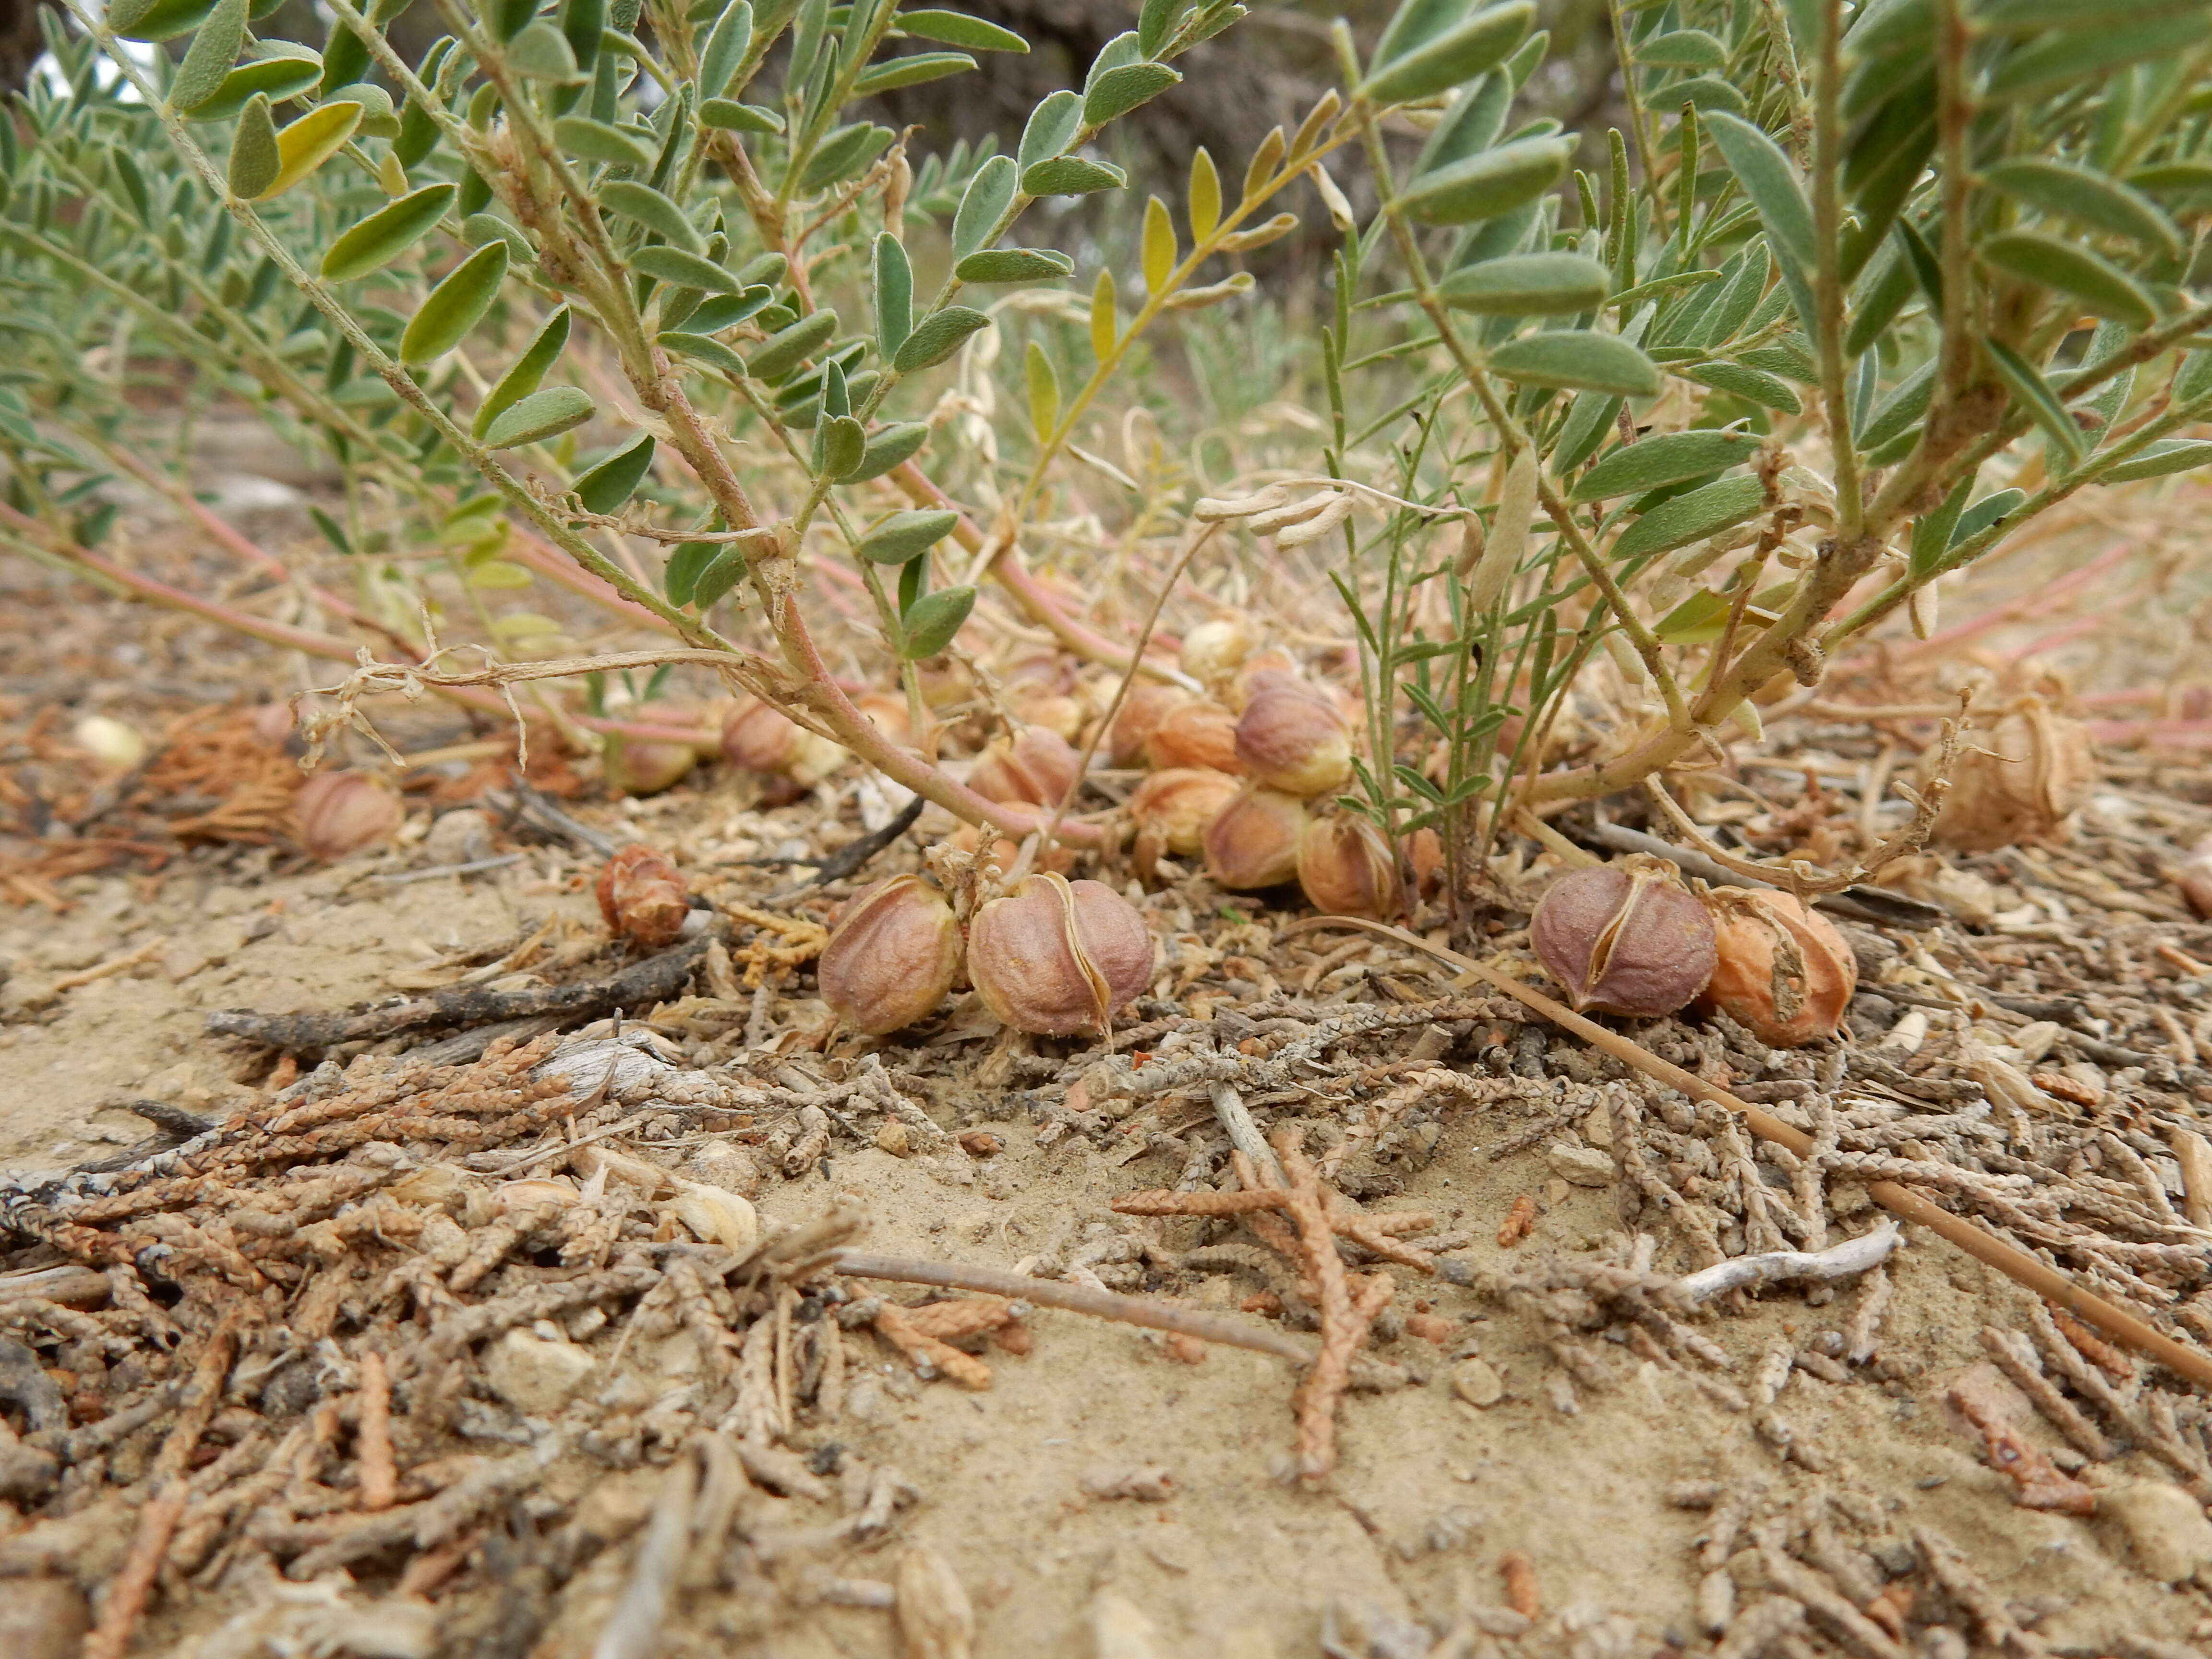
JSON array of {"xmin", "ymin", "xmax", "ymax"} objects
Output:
[
  {"xmin": 482, "ymin": 385, "xmax": 597, "ymax": 449},
  {"xmin": 952, "ymin": 155, "xmax": 1017, "ymax": 262},
  {"xmin": 185, "ymin": 48, "xmax": 324, "ymax": 121},
  {"xmin": 875, "ymin": 231, "xmax": 913, "ymax": 359},
  {"xmin": 1019, "ymin": 89, "xmax": 1083, "ymax": 168},
  {"xmin": 400, "ymin": 240, "xmax": 509, "ymax": 364},
  {"xmin": 697, "ymin": 0, "xmax": 753, "ymax": 97},
  {"xmin": 1983, "ymin": 337, "xmax": 2084, "ymax": 461},
  {"xmin": 1609, "ymin": 475, "xmax": 1766, "ymax": 562},
  {"xmin": 817, "ymin": 414, "xmax": 866, "ymax": 478},
  {"xmin": 1981, "ymin": 158, "xmax": 2180, "ymax": 253},
  {"xmin": 573, "ymin": 433, "xmax": 657, "ymax": 513},
  {"xmin": 891, "ymin": 305, "xmax": 992, "ymax": 371},
  {"xmin": 321, "ymin": 183, "xmax": 457, "ymax": 283},
  {"xmin": 856, "ymin": 508, "xmax": 959, "ymax": 564},
  {"xmin": 1570, "ymin": 428, "xmax": 1762, "ymax": 502},
  {"xmin": 1703, "ymin": 110, "xmax": 1817, "ymax": 332},
  {"xmin": 658, "ymin": 331, "xmax": 751, "ymax": 374},
  {"xmin": 1486, "ymin": 329, "xmax": 1659, "ymax": 397}
]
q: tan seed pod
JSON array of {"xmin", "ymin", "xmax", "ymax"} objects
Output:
[
  {"xmin": 1129, "ymin": 766, "xmax": 1240, "ymax": 879},
  {"xmin": 2177, "ymin": 833, "xmax": 2212, "ymax": 919},
  {"xmin": 1530, "ymin": 855, "xmax": 1717, "ymax": 1018},
  {"xmin": 1146, "ymin": 700, "xmax": 1244, "ymax": 774},
  {"xmin": 967, "ymin": 722, "xmax": 1082, "ymax": 807},
  {"xmin": 294, "ymin": 769, "xmax": 403, "ymax": 862},
  {"xmin": 1697, "ymin": 887, "xmax": 1857, "ymax": 1048},
  {"xmin": 604, "ymin": 734, "xmax": 696, "ymax": 797},
  {"xmin": 854, "ymin": 691, "xmax": 913, "ymax": 749},
  {"xmin": 818, "ymin": 874, "xmax": 963, "ymax": 1035},
  {"xmin": 1925, "ymin": 700, "xmax": 2096, "ymax": 852},
  {"xmin": 966, "ymin": 872, "xmax": 1152, "ymax": 1036},
  {"xmin": 596, "ymin": 843, "xmax": 690, "ymax": 948},
  {"xmin": 894, "ymin": 1545, "xmax": 974, "ymax": 1659},
  {"xmin": 1177, "ymin": 613, "xmax": 1255, "ymax": 690},
  {"xmin": 1107, "ymin": 683, "xmax": 1191, "ymax": 767},
  {"xmin": 721, "ymin": 697, "xmax": 847, "ymax": 786},
  {"xmin": 1234, "ymin": 673, "xmax": 1352, "ymax": 797},
  {"xmin": 1202, "ymin": 784, "xmax": 1308, "ymax": 890},
  {"xmin": 1296, "ymin": 812, "xmax": 1398, "ymax": 919}
]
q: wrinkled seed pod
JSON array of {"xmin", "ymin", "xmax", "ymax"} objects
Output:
[
  {"xmin": 817, "ymin": 874, "xmax": 963, "ymax": 1034},
  {"xmin": 1202, "ymin": 784, "xmax": 1307, "ymax": 890},
  {"xmin": 595, "ymin": 843, "xmax": 691, "ymax": 948},
  {"xmin": 604, "ymin": 734, "xmax": 696, "ymax": 797},
  {"xmin": 1530, "ymin": 855, "xmax": 1717, "ymax": 1018},
  {"xmin": 1146, "ymin": 700, "xmax": 1244, "ymax": 774},
  {"xmin": 1925, "ymin": 702, "xmax": 2096, "ymax": 853},
  {"xmin": 854, "ymin": 691, "xmax": 913, "ymax": 748},
  {"xmin": 2177, "ymin": 834, "xmax": 2212, "ymax": 919},
  {"xmin": 1226, "ymin": 648, "xmax": 1300, "ymax": 712},
  {"xmin": 72, "ymin": 714, "xmax": 146, "ymax": 769},
  {"xmin": 1010, "ymin": 690, "xmax": 1085, "ymax": 742},
  {"xmin": 1107, "ymin": 683, "xmax": 1191, "ymax": 768},
  {"xmin": 966, "ymin": 872, "xmax": 1153, "ymax": 1036},
  {"xmin": 1130, "ymin": 766, "xmax": 1240, "ymax": 880},
  {"xmin": 967, "ymin": 722, "xmax": 1081, "ymax": 807},
  {"xmin": 1698, "ymin": 888, "xmax": 1858, "ymax": 1048},
  {"xmin": 1296, "ymin": 813, "xmax": 1398, "ymax": 918},
  {"xmin": 1407, "ymin": 826, "xmax": 1444, "ymax": 895},
  {"xmin": 295, "ymin": 769, "xmax": 404, "ymax": 863},
  {"xmin": 1178, "ymin": 613, "xmax": 1255, "ymax": 691},
  {"xmin": 721, "ymin": 698, "xmax": 846, "ymax": 786},
  {"xmin": 1234, "ymin": 674, "xmax": 1353, "ymax": 797}
]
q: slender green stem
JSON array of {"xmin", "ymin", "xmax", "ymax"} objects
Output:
[{"xmin": 1810, "ymin": 0, "xmax": 1858, "ymax": 539}]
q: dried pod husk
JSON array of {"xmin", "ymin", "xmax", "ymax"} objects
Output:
[
  {"xmin": 72, "ymin": 714, "xmax": 146, "ymax": 770},
  {"xmin": 1234, "ymin": 674, "xmax": 1353, "ymax": 797},
  {"xmin": 721, "ymin": 697, "xmax": 846, "ymax": 786},
  {"xmin": 1010, "ymin": 691, "xmax": 1085, "ymax": 742},
  {"xmin": 1296, "ymin": 812, "xmax": 1398, "ymax": 918},
  {"xmin": 818, "ymin": 873, "xmax": 963, "ymax": 1034},
  {"xmin": 667, "ymin": 1181, "xmax": 759, "ymax": 1252},
  {"xmin": 1925, "ymin": 701, "xmax": 2097, "ymax": 852},
  {"xmin": 1130, "ymin": 766, "xmax": 1240, "ymax": 879},
  {"xmin": 2178, "ymin": 834, "xmax": 2212, "ymax": 919},
  {"xmin": 966, "ymin": 872, "xmax": 1153, "ymax": 1036},
  {"xmin": 294, "ymin": 769, "xmax": 404, "ymax": 862},
  {"xmin": 492, "ymin": 1178, "xmax": 579, "ymax": 1214},
  {"xmin": 1146, "ymin": 700, "xmax": 1244, "ymax": 774},
  {"xmin": 1698, "ymin": 888, "xmax": 1857, "ymax": 1048},
  {"xmin": 1407, "ymin": 826, "xmax": 1444, "ymax": 896},
  {"xmin": 1202, "ymin": 784, "xmax": 1308, "ymax": 890},
  {"xmin": 854, "ymin": 691, "xmax": 913, "ymax": 749},
  {"xmin": 946, "ymin": 823, "xmax": 1078, "ymax": 876},
  {"xmin": 967, "ymin": 723, "xmax": 1082, "ymax": 807},
  {"xmin": 595, "ymin": 843, "xmax": 691, "ymax": 948},
  {"xmin": 1108, "ymin": 683, "xmax": 1191, "ymax": 768},
  {"xmin": 604, "ymin": 734, "xmax": 696, "ymax": 797},
  {"xmin": 1178, "ymin": 613, "xmax": 1255, "ymax": 692},
  {"xmin": 1530, "ymin": 855, "xmax": 1717, "ymax": 1018},
  {"xmin": 1225, "ymin": 647, "xmax": 1300, "ymax": 712}
]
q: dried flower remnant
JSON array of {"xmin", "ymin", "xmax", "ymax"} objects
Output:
[
  {"xmin": 1235, "ymin": 674, "xmax": 1354, "ymax": 797},
  {"xmin": 1202, "ymin": 785, "xmax": 1308, "ymax": 890},
  {"xmin": 1926, "ymin": 701, "xmax": 2096, "ymax": 852},
  {"xmin": 595, "ymin": 844, "xmax": 691, "ymax": 949},
  {"xmin": 1530, "ymin": 856, "xmax": 1717, "ymax": 1017},
  {"xmin": 966, "ymin": 873, "xmax": 1152, "ymax": 1036},
  {"xmin": 1698, "ymin": 888, "xmax": 1857, "ymax": 1048},
  {"xmin": 818, "ymin": 874, "xmax": 963, "ymax": 1034},
  {"xmin": 293, "ymin": 769, "xmax": 403, "ymax": 862},
  {"xmin": 1296, "ymin": 812, "xmax": 1398, "ymax": 919}
]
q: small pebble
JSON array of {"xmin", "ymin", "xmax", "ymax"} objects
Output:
[{"xmin": 1450, "ymin": 1357, "xmax": 1505, "ymax": 1408}]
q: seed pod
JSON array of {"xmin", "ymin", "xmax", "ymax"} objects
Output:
[
  {"xmin": 1698, "ymin": 888, "xmax": 1857, "ymax": 1048},
  {"xmin": 1130, "ymin": 766, "xmax": 1240, "ymax": 879},
  {"xmin": 1235, "ymin": 674, "xmax": 1352, "ymax": 796},
  {"xmin": 817, "ymin": 874, "xmax": 962, "ymax": 1034},
  {"xmin": 968, "ymin": 723, "xmax": 1081, "ymax": 807},
  {"xmin": 1296, "ymin": 812, "xmax": 1397, "ymax": 918},
  {"xmin": 721, "ymin": 697, "xmax": 846, "ymax": 786},
  {"xmin": 1107, "ymin": 683, "xmax": 1190, "ymax": 768},
  {"xmin": 966, "ymin": 872, "xmax": 1153, "ymax": 1036},
  {"xmin": 1146, "ymin": 699, "xmax": 1243, "ymax": 773},
  {"xmin": 1009, "ymin": 690, "xmax": 1085, "ymax": 743},
  {"xmin": 854, "ymin": 691, "xmax": 913, "ymax": 748},
  {"xmin": 1178, "ymin": 613, "xmax": 1254, "ymax": 691},
  {"xmin": 2177, "ymin": 834, "xmax": 2212, "ymax": 919},
  {"xmin": 595, "ymin": 843, "xmax": 690, "ymax": 948},
  {"xmin": 1225, "ymin": 648, "xmax": 1300, "ymax": 712},
  {"xmin": 294, "ymin": 769, "xmax": 403, "ymax": 862},
  {"xmin": 1202, "ymin": 784, "xmax": 1308, "ymax": 890},
  {"xmin": 604, "ymin": 734, "xmax": 696, "ymax": 797},
  {"xmin": 1530, "ymin": 855, "xmax": 1717, "ymax": 1018},
  {"xmin": 1925, "ymin": 700, "xmax": 2097, "ymax": 852}
]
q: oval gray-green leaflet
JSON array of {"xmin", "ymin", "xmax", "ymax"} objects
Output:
[
  {"xmin": 1659, "ymin": 74, "xmax": 1746, "ymax": 116},
  {"xmin": 1019, "ymin": 89, "xmax": 1084, "ymax": 168},
  {"xmin": 847, "ymin": 420, "xmax": 929, "ymax": 482},
  {"xmin": 1397, "ymin": 136, "xmax": 1573, "ymax": 226},
  {"xmin": 856, "ymin": 509, "xmax": 959, "ymax": 564},
  {"xmin": 875, "ymin": 231, "xmax": 912, "ymax": 359},
  {"xmin": 1978, "ymin": 231, "xmax": 2154, "ymax": 330},
  {"xmin": 1083, "ymin": 61, "xmax": 1181, "ymax": 127},
  {"xmin": 474, "ymin": 306, "xmax": 571, "ymax": 439},
  {"xmin": 799, "ymin": 124, "xmax": 894, "ymax": 193},
  {"xmin": 168, "ymin": 0, "xmax": 249, "ymax": 113},
  {"xmin": 1608, "ymin": 474, "xmax": 1765, "ymax": 562},
  {"xmin": 553, "ymin": 115, "xmax": 656, "ymax": 168},
  {"xmin": 320, "ymin": 182, "xmax": 457, "ymax": 282},
  {"xmin": 506, "ymin": 20, "xmax": 583, "ymax": 81},
  {"xmin": 662, "ymin": 519, "xmax": 723, "ymax": 606},
  {"xmin": 901, "ymin": 584, "xmax": 976, "ymax": 658},
  {"xmin": 1979, "ymin": 158, "xmax": 2179, "ymax": 253},
  {"xmin": 817, "ymin": 415, "xmax": 866, "ymax": 478},
  {"xmin": 692, "ymin": 544, "xmax": 749, "ymax": 611},
  {"xmin": 188, "ymin": 47, "xmax": 324, "ymax": 121},
  {"xmin": 892, "ymin": 306, "xmax": 991, "ymax": 372},
  {"xmin": 954, "ymin": 247, "xmax": 1075, "ymax": 283},
  {"xmin": 952, "ymin": 155, "xmax": 1018, "ymax": 263},
  {"xmin": 599, "ymin": 180, "xmax": 703, "ymax": 252},
  {"xmin": 853, "ymin": 51, "xmax": 978, "ymax": 95},
  {"xmin": 697, "ymin": 0, "xmax": 753, "ymax": 96},
  {"xmin": 573, "ymin": 433, "xmax": 656, "ymax": 514},
  {"xmin": 658, "ymin": 331, "xmax": 750, "ymax": 374},
  {"xmin": 746, "ymin": 310, "xmax": 839, "ymax": 381},
  {"xmin": 632, "ymin": 245, "xmax": 743, "ymax": 294},
  {"xmin": 1437, "ymin": 252, "xmax": 1607, "ymax": 314},
  {"xmin": 1678, "ymin": 360, "xmax": 1801, "ymax": 414},
  {"xmin": 698, "ymin": 99, "xmax": 783, "ymax": 132},
  {"xmin": 400, "ymin": 240, "xmax": 509, "ymax": 364},
  {"xmin": 227, "ymin": 93, "xmax": 280, "ymax": 199},
  {"xmin": 1487, "ymin": 330, "xmax": 1659, "ymax": 397},
  {"xmin": 1021, "ymin": 156, "xmax": 1128, "ymax": 196},
  {"xmin": 1634, "ymin": 27, "xmax": 1725, "ymax": 67},
  {"xmin": 2098, "ymin": 438, "xmax": 2212, "ymax": 483},
  {"xmin": 1357, "ymin": 1, "xmax": 1532, "ymax": 106},
  {"xmin": 1569, "ymin": 428, "xmax": 1761, "ymax": 502},
  {"xmin": 901, "ymin": 10, "xmax": 1028, "ymax": 51},
  {"xmin": 482, "ymin": 385, "xmax": 597, "ymax": 448}
]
